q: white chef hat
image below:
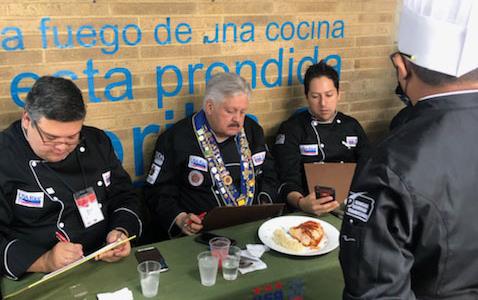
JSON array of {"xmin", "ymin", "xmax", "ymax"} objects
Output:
[{"xmin": 398, "ymin": 0, "xmax": 478, "ymax": 77}]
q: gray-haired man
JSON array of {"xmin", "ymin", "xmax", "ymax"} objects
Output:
[{"xmin": 144, "ymin": 72, "xmax": 278, "ymax": 238}]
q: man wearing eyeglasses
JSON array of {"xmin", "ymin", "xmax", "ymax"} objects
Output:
[
  {"xmin": 0, "ymin": 76, "xmax": 142, "ymax": 279},
  {"xmin": 340, "ymin": 0, "xmax": 478, "ymax": 299}
]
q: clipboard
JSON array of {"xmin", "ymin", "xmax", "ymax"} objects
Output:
[
  {"xmin": 4, "ymin": 235, "xmax": 136, "ymax": 299},
  {"xmin": 304, "ymin": 162, "xmax": 356, "ymax": 203},
  {"xmin": 202, "ymin": 204, "xmax": 285, "ymax": 231}
]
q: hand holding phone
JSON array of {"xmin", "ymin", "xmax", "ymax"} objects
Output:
[
  {"xmin": 194, "ymin": 232, "xmax": 237, "ymax": 246},
  {"xmin": 135, "ymin": 247, "xmax": 169, "ymax": 272},
  {"xmin": 315, "ymin": 185, "xmax": 336, "ymax": 204}
]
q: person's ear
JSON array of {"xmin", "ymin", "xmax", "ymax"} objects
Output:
[
  {"xmin": 205, "ymin": 100, "xmax": 214, "ymax": 115},
  {"xmin": 21, "ymin": 111, "xmax": 31, "ymax": 128},
  {"xmin": 393, "ymin": 55, "xmax": 411, "ymax": 81}
]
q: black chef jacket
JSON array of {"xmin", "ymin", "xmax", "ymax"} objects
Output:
[
  {"xmin": 340, "ymin": 92, "xmax": 478, "ymax": 299},
  {"xmin": 0, "ymin": 121, "xmax": 142, "ymax": 279},
  {"xmin": 272, "ymin": 110, "xmax": 370, "ymax": 198},
  {"xmin": 144, "ymin": 114, "xmax": 279, "ymax": 237}
]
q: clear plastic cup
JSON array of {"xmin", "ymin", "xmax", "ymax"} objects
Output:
[
  {"xmin": 137, "ymin": 260, "xmax": 161, "ymax": 298},
  {"xmin": 222, "ymin": 246, "xmax": 241, "ymax": 280},
  {"xmin": 197, "ymin": 251, "xmax": 219, "ymax": 286}
]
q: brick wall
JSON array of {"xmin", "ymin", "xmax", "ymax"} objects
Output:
[{"xmin": 0, "ymin": 0, "xmax": 402, "ymax": 183}]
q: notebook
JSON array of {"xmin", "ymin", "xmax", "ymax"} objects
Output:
[
  {"xmin": 202, "ymin": 203, "xmax": 285, "ymax": 231},
  {"xmin": 304, "ymin": 162, "xmax": 356, "ymax": 203}
]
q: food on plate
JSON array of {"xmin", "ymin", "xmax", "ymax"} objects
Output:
[
  {"xmin": 272, "ymin": 228, "xmax": 304, "ymax": 252},
  {"xmin": 289, "ymin": 220, "xmax": 324, "ymax": 248}
]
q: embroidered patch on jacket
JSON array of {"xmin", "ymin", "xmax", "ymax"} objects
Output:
[
  {"xmin": 299, "ymin": 144, "xmax": 319, "ymax": 156},
  {"xmin": 346, "ymin": 136, "xmax": 358, "ymax": 147},
  {"xmin": 252, "ymin": 151, "xmax": 266, "ymax": 166},
  {"xmin": 345, "ymin": 192, "xmax": 375, "ymax": 222},
  {"xmin": 188, "ymin": 155, "xmax": 208, "ymax": 172},
  {"xmin": 146, "ymin": 163, "xmax": 161, "ymax": 184},
  {"xmin": 188, "ymin": 170, "xmax": 204, "ymax": 187},
  {"xmin": 102, "ymin": 171, "xmax": 111, "ymax": 187},
  {"xmin": 15, "ymin": 189, "xmax": 44, "ymax": 208},
  {"xmin": 275, "ymin": 134, "xmax": 285, "ymax": 145},
  {"xmin": 154, "ymin": 151, "xmax": 165, "ymax": 166}
]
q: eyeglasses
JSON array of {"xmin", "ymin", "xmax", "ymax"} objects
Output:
[
  {"xmin": 389, "ymin": 51, "xmax": 415, "ymax": 68},
  {"xmin": 32, "ymin": 120, "xmax": 81, "ymax": 147}
]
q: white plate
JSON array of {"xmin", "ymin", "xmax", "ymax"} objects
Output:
[{"xmin": 258, "ymin": 216, "xmax": 339, "ymax": 256}]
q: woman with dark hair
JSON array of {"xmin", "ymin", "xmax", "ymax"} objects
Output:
[{"xmin": 273, "ymin": 61, "xmax": 370, "ymax": 216}]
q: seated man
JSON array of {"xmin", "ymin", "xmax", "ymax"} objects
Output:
[
  {"xmin": 273, "ymin": 61, "xmax": 370, "ymax": 216},
  {"xmin": 144, "ymin": 72, "xmax": 278, "ymax": 238},
  {"xmin": 0, "ymin": 76, "xmax": 142, "ymax": 279}
]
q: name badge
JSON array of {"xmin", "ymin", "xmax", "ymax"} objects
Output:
[
  {"xmin": 15, "ymin": 189, "xmax": 44, "ymax": 208},
  {"xmin": 252, "ymin": 151, "xmax": 266, "ymax": 166},
  {"xmin": 299, "ymin": 144, "xmax": 319, "ymax": 156},
  {"xmin": 188, "ymin": 155, "xmax": 208, "ymax": 172},
  {"xmin": 346, "ymin": 136, "xmax": 358, "ymax": 147},
  {"xmin": 74, "ymin": 187, "xmax": 104, "ymax": 228}
]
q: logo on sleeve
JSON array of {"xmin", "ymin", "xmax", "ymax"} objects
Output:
[
  {"xmin": 299, "ymin": 144, "xmax": 319, "ymax": 156},
  {"xmin": 146, "ymin": 164, "xmax": 161, "ymax": 184},
  {"xmin": 15, "ymin": 189, "xmax": 44, "ymax": 208},
  {"xmin": 252, "ymin": 151, "xmax": 266, "ymax": 166},
  {"xmin": 188, "ymin": 155, "xmax": 208, "ymax": 172},
  {"xmin": 275, "ymin": 134, "xmax": 285, "ymax": 145},
  {"xmin": 345, "ymin": 192, "xmax": 375, "ymax": 222},
  {"xmin": 154, "ymin": 151, "xmax": 165, "ymax": 166}
]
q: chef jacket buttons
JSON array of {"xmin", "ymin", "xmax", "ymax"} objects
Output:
[
  {"xmin": 53, "ymin": 196, "xmax": 59, "ymax": 201},
  {"xmin": 320, "ymin": 143, "xmax": 325, "ymax": 148},
  {"xmin": 59, "ymin": 222, "xmax": 64, "ymax": 228},
  {"xmin": 79, "ymin": 146, "xmax": 85, "ymax": 153},
  {"xmin": 32, "ymin": 161, "xmax": 37, "ymax": 167},
  {"xmin": 337, "ymin": 119, "xmax": 342, "ymax": 124},
  {"xmin": 97, "ymin": 181, "xmax": 103, "ymax": 186},
  {"xmin": 99, "ymin": 203, "xmax": 103, "ymax": 208}
]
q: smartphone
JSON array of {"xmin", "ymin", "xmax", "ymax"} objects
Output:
[
  {"xmin": 135, "ymin": 246, "xmax": 169, "ymax": 272},
  {"xmin": 315, "ymin": 185, "xmax": 336, "ymax": 203},
  {"xmin": 194, "ymin": 232, "xmax": 237, "ymax": 246}
]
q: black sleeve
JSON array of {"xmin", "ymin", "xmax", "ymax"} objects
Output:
[
  {"xmin": 339, "ymin": 163, "xmax": 417, "ymax": 299},
  {"xmin": 99, "ymin": 131, "xmax": 143, "ymax": 238},
  {"xmin": 272, "ymin": 121, "xmax": 305, "ymax": 199},
  {"xmin": 143, "ymin": 130, "xmax": 184, "ymax": 236},
  {"xmin": 0, "ymin": 189, "xmax": 46, "ymax": 279},
  {"xmin": 0, "ymin": 141, "xmax": 46, "ymax": 279}
]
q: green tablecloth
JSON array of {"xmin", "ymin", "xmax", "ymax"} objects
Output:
[{"xmin": 2, "ymin": 214, "xmax": 344, "ymax": 299}]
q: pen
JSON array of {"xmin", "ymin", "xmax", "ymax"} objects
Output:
[
  {"xmin": 55, "ymin": 231, "xmax": 69, "ymax": 243},
  {"xmin": 187, "ymin": 211, "xmax": 207, "ymax": 225}
]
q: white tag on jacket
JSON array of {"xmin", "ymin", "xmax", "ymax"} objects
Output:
[
  {"xmin": 146, "ymin": 164, "xmax": 161, "ymax": 184},
  {"xmin": 345, "ymin": 192, "xmax": 375, "ymax": 223},
  {"xmin": 15, "ymin": 189, "xmax": 44, "ymax": 208},
  {"xmin": 346, "ymin": 136, "xmax": 358, "ymax": 147},
  {"xmin": 252, "ymin": 151, "xmax": 266, "ymax": 166},
  {"xmin": 102, "ymin": 171, "xmax": 111, "ymax": 187},
  {"xmin": 300, "ymin": 144, "xmax": 319, "ymax": 156},
  {"xmin": 154, "ymin": 151, "xmax": 165, "ymax": 166},
  {"xmin": 188, "ymin": 155, "xmax": 208, "ymax": 172},
  {"xmin": 275, "ymin": 134, "xmax": 285, "ymax": 145}
]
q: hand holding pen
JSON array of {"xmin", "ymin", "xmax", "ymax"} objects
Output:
[{"xmin": 181, "ymin": 211, "xmax": 206, "ymax": 235}]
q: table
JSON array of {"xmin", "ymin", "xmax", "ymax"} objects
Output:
[{"xmin": 2, "ymin": 214, "xmax": 344, "ymax": 299}]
